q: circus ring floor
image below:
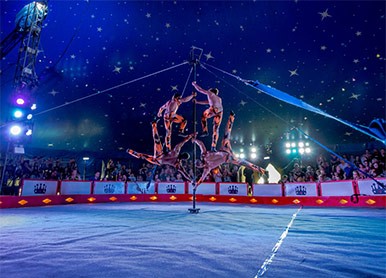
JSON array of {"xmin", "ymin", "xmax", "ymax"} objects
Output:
[{"xmin": 0, "ymin": 202, "xmax": 385, "ymax": 278}]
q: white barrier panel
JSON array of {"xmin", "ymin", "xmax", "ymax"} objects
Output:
[
  {"xmin": 21, "ymin": 179, "xmax": 58, "ymax": 196},
  {"xmin": 219, "ymin": 183, "xmax": 248, "ymax": 196},
  {"xmin": 127, "ymin": 182, "xmax": 155, "ymax": 194},
  {"xmin": 285, "ymin": 183, "xmax": 318, "ymax": 197},
  {"xmin": 157, "ymin": 182, "xmax": 185, "ymax": 194},
  {"xmin": 188, "ymin": 182, "xmax": 216, "ymax": 195},
  {"xmin": 320, "ymin": 181, "xmax": 354, "ymax": 196},
  {"xmin": 94, "ymin": 181, "xmax": 125, "ymax": 195},
  {"xmin": 357, "ymin": 179, "xmax": 386, "ymax": 196},
  {"xmin": 60, "ymin": 181, "xmax": 92, "ymax": 195},
  {"xmin": 253, "ymin": 183, "xmax": 282, "ymax": 197}
]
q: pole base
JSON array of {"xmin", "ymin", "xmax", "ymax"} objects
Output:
[{"xmin": 188, "ymin": 208, "xmax": 200, "ymax": 214}]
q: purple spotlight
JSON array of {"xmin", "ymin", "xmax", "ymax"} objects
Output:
[{"xmin": 16, "ymin": 98, "xmax": 25, "ymax": 105}]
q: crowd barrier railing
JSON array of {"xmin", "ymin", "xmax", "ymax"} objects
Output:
[{"xmin": 0, "ymin": 178, "xmax": 384, "ymax": 208}]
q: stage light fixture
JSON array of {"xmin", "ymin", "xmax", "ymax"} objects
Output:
[
  {"xmin": 16, "ymin": 98, "xmax": 25, "ymax": 105},
  {"xmin": 298, "ymin": 142, "xmax": 304, "ymax": 147},
  {"xmin": 10, "ymin": 125, "xmax": 22, "ymax": 136},
  {"xmin": 285, "ymin": 142, "xmax": 291, "ymax": 148},
  {"xmin": 305, "ymin": 147, "xmax": 311, "ymax": 153},
  {"xmin": 13, "ymin": 110, "xmax": 23, "ymax": 118},
  {"xmin": 250, "ymin": 153, "xmax": 257, "ymax": 159},
  {"xmin": 251, "ymin": 147, "xmax": 257, "ymax": 153},
  {"xmin": 239, "ymin": 153, "xmax": 246, "ymax": 159}
]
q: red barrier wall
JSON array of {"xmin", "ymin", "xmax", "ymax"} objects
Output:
[{"xmin": 1, "ymin": 179, "xmax": 385, "ymax": 209}]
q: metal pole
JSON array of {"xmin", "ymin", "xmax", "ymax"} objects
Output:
[{"xmin": 189, "ymin": 47, "xmax": 202, "ymax": 214}]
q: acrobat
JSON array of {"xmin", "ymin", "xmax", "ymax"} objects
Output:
[
  {"xmin": 192, "ymin": 111, "xmax": 265, "ymax": 187},
  {"xmin": 192, "ymin": 81, "xmax": 223, "ymax": 152},
  {"xmin": 127, "ymin": 120, "xmax": 194, "ymax": 180},
  {"xmin": 157, "ymin": 92, "xmax": 196, "ymax": 151}
]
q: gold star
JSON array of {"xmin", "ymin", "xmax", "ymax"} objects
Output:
[
  {"xmin": 289, "ymin": 69, "xmax": 299, "ymax": 76},
  {"xmin": 113, "ymin": 66, "xmax": 122, "ymax": 73},
  {"xmin": 49, "ymin": 89, "xmax": 59, "ymax": 96},
  {"xmin": 204, "ymin": 51, "xmax": 214, "ymax": 60},
  {"xmin": 319, "ymin": 9, "xmax": 332, "ymax": 21},
  {"xmin": 349, "ymin": 93, "xmax": 360, "ymax": 100}
]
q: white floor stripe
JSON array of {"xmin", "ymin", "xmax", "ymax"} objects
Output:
[{"xmin": 255, "ymin": 206, "xmax": 303, "ymax": 277}]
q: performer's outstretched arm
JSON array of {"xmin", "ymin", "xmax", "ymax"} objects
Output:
[
  {"xmin": 180, "ymin": 92, "xmax": 196, "ymax": 103},
  {"xmin": 232, "ymin": 158, "xmax": 265, "ymax": 174},
  {"xmin": 192, "ymin": 81, "xmax": 208, "ymax": 95},
  {"xmin": 192, "ymin": 138, "xmax": 207, "ymax": 154}
]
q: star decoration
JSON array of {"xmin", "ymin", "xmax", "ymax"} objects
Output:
[
  {"xmin": 349, "ymin": 93, "xmax": 360, "ymax": 100},
  {"xmin": 345, "ymin": 132, "xmax": 353, "ymax": 136},
  {"xmin": 97, "ymin": 27, "xmax": 102, "ymax": 32},
  {"xmin": 70, "ymin": 54, "xmax": 76, "ymax": 59},
  {"xmin": 289, "ymin": 69, "xmax": 299, "ymax": 76},
  {"xmin": 113, "ymin": 66, "xmax": 122, "ymax": 73},
  {"xmin": 204, "ymin": 51, "xmax": 214, "ymax": 60},
  {"xmin": 49, "ymin": 89, "xmax": 59, "ymax": 96},
  {"xmin": 353, "ymin": 59, "xmax": 359, "ymax": 63},
  {"xmin": 319, "ymin": 9, "xmax": 332, "ymax": 20},
  {"xmin": 266, "ymin": 48, "xmax": 272, "ymax": 53},
  {"xmin": 165, "ymin": 23, "xmax": 171, "ymax": 28},
  {"xmin": 139, "ymin": 103, "xmax": 147, "ymax": 108},
  {"xmin": 146, "ymin": 13, "xmax": 151, "ymax": 18},
  {"xmin": 355, "ymin": 31, "xmax": 362, "ymax": 36},
  {"xmin": 240, "ymin": 100, "xmax": 247, "ymax": 106},
  {"xmin": 171, "ymin": 85, "xmax": 178, "ymax": 91},
  {"xmin": 320, "ymin": 45, "xmax": 327, "ymax": 51}
]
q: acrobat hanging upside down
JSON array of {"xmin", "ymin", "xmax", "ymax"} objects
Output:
[
  {"xmin": 126, "ymin": 119, "xmax": 194, "ymax": 181},
  {"xmin": 157, "ymin": 91, "xmax": 196, "ymax": 151}
]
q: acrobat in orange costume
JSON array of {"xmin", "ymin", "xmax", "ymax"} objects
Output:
[
  {"xmin": 157, "ymin": 92, "xmax": 196, "ymax": 151},
  {"xmin": 127, "ymin": 120, "xmax": 193, "ymax": 180},
  {"xmin": 192, "ymin": 112, "xmax": 265, "ymax": 187},
  {"xmin": 192, "ymin": 81, "xmax": 223, "ymax": 152}
]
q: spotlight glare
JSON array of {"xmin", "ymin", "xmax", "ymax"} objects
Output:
[
  {"xmin": 31, "ymin": 104, "xmax": 37, "ymax": 110},
  {"xmin": 251, "ymin": 147, "xmax": 257, "ymax": 153},
  {"xmin": 240, "ymin": 148, "xmax": 244, "ymax": 153},
  {"xmin": 286, "ymin": 149, "xmax": 291, "ymax": 154},
  {"xmin": 298, "ymin": 142, "xmax": 304, "ymax": 147},
  {"xmin": 292, "ymin": 149, "xmax": 297, "ymax": 154},
  {"xmin": 26, "ymin": 129, "xmax": 33, "ymax": 136},
  {"xmin": 27, "ymin": 114, "xmax": 33, "ymax": 120},
  {"xmin": 10, "ymin": 125, "xmax": 22, "ymax": 136},
  {"xmin": 240, "ymin": 153, "xmax": 246, "ymax": 159},
  {"xmin": 285, "ymin": 142, "xmax": 291, "ymax": 148},
  {"xmin": 250, "ymin": 153, "xmax": 257, "ymax": 159},
  {"xmin": 305, "ymin": 147, "xmax": 311, "ymax": 153},
  {"xmin": 13, "ymin": 110, "xmax": 23, "ymax": 118},
  {"xmin": 299, "ymin": 148, "xmax": 305, "ymax": 154},
  {"xmin": 16, "ymin": 98, "xmax": 25, "ymax": 105},
  {"xmin": 291, "ymin": 142, "xmax": 296, "ymax": 147}
]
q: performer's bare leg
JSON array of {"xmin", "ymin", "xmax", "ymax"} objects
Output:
[
  {"xmin": 127, "ymin": 149, "xmax": 158, "ymax": 165},
  {"xmin": 164, "ymin": 117, "xmax": 172, "ymax": 151},
  {"xmin": 221, "ymin": 111, "xmax": 235, "ymax": 153},
  {"xmin": 211, "ymin": 111, "xmax": 223, "ymax": 151},
  {"xmin": 152, "ymin": 120, "xmax": 163, "ymax": 157}
]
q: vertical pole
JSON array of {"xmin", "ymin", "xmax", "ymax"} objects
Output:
[{"xmin": 189, "ymin": 48, "xmax": 200, "ymax": 213}]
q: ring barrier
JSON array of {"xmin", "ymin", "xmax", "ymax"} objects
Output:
[{"xmin": 1, "ymin": 178, "xmax": 385, "ymax": 208}]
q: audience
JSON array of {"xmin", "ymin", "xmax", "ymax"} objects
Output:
[{"xmin": 0, "ymin": 148, "xmax": 385, "ymax": 195}]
